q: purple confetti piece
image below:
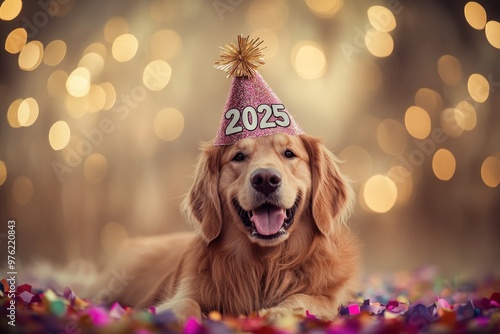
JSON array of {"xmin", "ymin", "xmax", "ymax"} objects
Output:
[
  {"xmin": 405, "ymin": 304, "xmax": 432, "ymax": 332},
  {"xmin": 63, "ymin": 287, "xmax": 76, "ymax": 305}
]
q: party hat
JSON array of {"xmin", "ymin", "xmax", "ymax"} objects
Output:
[{"xmin": 213, "ymin": 35, "xmax": 303, "ymax": 146}]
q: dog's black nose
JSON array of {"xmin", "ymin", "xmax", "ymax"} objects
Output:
[{"xmin": 251, "ymin": 168, "xmax": 282, "ymax": 195}]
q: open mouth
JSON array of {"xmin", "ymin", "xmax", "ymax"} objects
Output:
[{"xmin": 233, "ymin": 198, "xmax": 299, "ymax": 240}]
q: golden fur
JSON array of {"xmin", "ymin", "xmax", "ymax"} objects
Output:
[{"xmin": 97, "ymin": 133, "xmax": 360, "ymax": 321}]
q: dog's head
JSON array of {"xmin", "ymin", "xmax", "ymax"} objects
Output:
[{"xmin": 182, "ymin": 133, "xmax": 352, "ymax": 247}]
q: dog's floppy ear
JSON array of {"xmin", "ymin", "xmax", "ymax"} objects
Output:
[
  {"xmin": 300, "ymin": 134, "xmax": 353, "ymax": 236},
  {"xmin": 182, "ymin": 142, "xmax": 223, "ymax": 243}
]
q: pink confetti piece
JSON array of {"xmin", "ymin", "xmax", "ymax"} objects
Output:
[
  {"xmin": 437, "ymin": 298, "xmax": 451, "ymax": 310},
  {"xmin": 86, "ymin": 306, "xmax": 111, "ymax": 326},
  {"xmin": 183, "ymin": 317, "xmax": 203, "ymax": 334},
  {"xmin": 347, "ymin": 304, "xmax": 360, "ymax": 315},
  {"xmin": 19, "ymin": 291, "xmax": 34, "ymax": 304},
  {"xmin": 109, "ymin": 302, "xmax": 126, "ymax": 319},
  {"xmin": 305, "ymin": 310, "xmax": 317, "ymax": 319},
  {"xmin": 386, "ymin": 301, "xmax": 409, "ymax": 314}
]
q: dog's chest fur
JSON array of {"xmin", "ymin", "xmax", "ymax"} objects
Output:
[{"xmin": 193, "ymin": 238, "xmax": 320, "ymax": 316}]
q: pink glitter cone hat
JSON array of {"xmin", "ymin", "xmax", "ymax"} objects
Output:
[{"xmin": 213, "ymin": 35, "xmax": 303, "ymax": 146}]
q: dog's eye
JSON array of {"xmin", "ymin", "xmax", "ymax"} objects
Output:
[
  {"xmin": 232, "ymin": 152, "xmax": 246, "ymax": 162},
  {"xmin": 284, "ymin": 150, "xmax": 296, "ymax": 159}
]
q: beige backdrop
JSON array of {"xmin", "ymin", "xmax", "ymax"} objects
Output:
[{"xmin": 0, "ymin": 0, "xmax": 499, "ymax": 278}]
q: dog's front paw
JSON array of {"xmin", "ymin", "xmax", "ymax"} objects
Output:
[
  {"xmin": 259, "ymin": 306, "xmax": 305, "ymax": 324},
  {"xmin": 156, "ymin": 298, "xmax": 202, "ymax": 323}
]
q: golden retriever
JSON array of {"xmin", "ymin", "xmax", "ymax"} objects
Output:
[{"xmin": 97, "ymin": 133, "xmax": 360, "ymax": 321}]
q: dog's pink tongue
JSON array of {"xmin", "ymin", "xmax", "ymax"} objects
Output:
[{"xmin": 250, "ymin": 205, "xmax": 286, "ymax": 236}]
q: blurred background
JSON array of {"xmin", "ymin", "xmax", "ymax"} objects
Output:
[{"xmin": 0, "ymin": 0, "xmax": 499, "ymax": 279}]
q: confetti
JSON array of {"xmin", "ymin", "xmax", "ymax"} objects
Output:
[{"xmin": 2, "ymin": 268, "xmax": 499, "ymax": 333}]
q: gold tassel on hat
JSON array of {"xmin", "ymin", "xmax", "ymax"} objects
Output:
[{"xmin": 214, "ymin": 34, "xmax": 266, "ymax": 78}]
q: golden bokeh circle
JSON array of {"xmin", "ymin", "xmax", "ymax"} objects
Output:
[{"xmin": 363, "ymin": 175, "xmax": 398, "ymax": 213}]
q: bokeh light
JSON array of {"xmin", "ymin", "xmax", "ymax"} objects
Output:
[
  {"xmin": 100, "ymin": 222, "xmax": 128, "ymax": 254},
  {"xmin": 0, "ymin": 161, "xmax": 6, "ymax": 186},
  {"xmin": 84, "ymin": 153, "xmax": 108, "ymax": 184},
  {"xmin": 47, "ymin": 70, "xmax": 69, "ymax": 99},
  {"xmin": 251, "ymin": 29, "xmax": 279, "ymax": 59},
  {"xmin": 305, "ymin": 0, "xmax": 343, "ymax": 19},
  {"xmin": 440, "ymin": 108, "xmax": 465, "ymax": 137},
  {"xmin": 292, "ymin": 41, "xmax": 326, "ymax": 80},
  {"xmin": 43, "ymin": 40, "xmax": 67, "ymax": 66},
  {"xmin": 485, "ymin": 21, "xmax": 500, "ymax": 49},
  {"xmin": 467, "ymin": 73, "xmax": 490, "ymax": 103},
  {"xmin": 5, "ymin": 27, "xmax": 27, "ymax": 54},
  {"xmin": 367, "ymin": 5, "xmax": 396, "ymax": 32},
  {"xmin": 365, "ymin": 28, "xmax": 394, "ymax": 58},
  {"xmin": 100, "ymin": 82, "xmax": 117, "ymax": 110},
  {"xmin": 363, "ymin": 175, "xmax": 398, "ymax": 213},
  {"xmin": 49, "ymin": 121, "xmax": 71, "ymax": 150},
  {"xmin": 153, "ymin": 108, "xmax": 184, "ymax": 141},
  {"xmin": 112, "ymin": 33, "xmax": 139, "ymax": 62},
  {"xmin": 387, "ymin": 165, "xmax": 413, "ymax": 206},
  {"xmin": 78, "ymin": 52, "xmax": 105, "ymax": 77},
  {"xmin": 65, "ymin": 95, "xmax": 89, "ymax": 119},
  {"xmin": 338, "ymin": 145, "xmax": 373, "ymax": 182},
  {"xmin": 18, "ymin": 40, "xmax": 44, "ymax": 71},
  {"xmin": 455, "ymin": 101, "xmax": 477, "ymax": 131},
  {"xmin": 104, "ymin": 16, "xmax": 129, "ymax": 43},
  {"xmin": 247, "ymin": 0, "xmax": 288, "ymax": 30},
  {"xmin": 437, "ymin": 55, "xmax": 462, "ymax": 85},
  {"xmin": 481, "ymin": 156, "xmax": 500, "ymax": 188},
  {"xmin": 88, "ymin": 85, "xmax": 106, "ymax": 113},
  {"xmin": 0, "ymin": 0, "xmax": 22, "ymax": 21},
  {"xmin": 143, "ymin": 60, "xmax": 172, "ymax": 91},
  {"xmin": 377, "ymin": 119, "xmax": 407, "ymax": 156},
  {"xmin": 6, "ymin": 98, "xmax": 23, "ymax": 128},
  {"xmin": 18, "ymin": 97, "xmax": 39, "ymax": 127},
  {"xmin": 66, "ymin": 67, "xmax": 91, "ymax": 97},
  {"xmin": 12, "ymin": 176, "xmax": 34, "ymax": 206},
  {"xmin": 414, "ymin": 88, "xmax": 443, "ymax": 114},
  {"xmin": 432, "ymin": 148, "xmax": 456, "ymax": 181},
  {"xmin": 150, "ymin": 30, "xmax": 182, "ymax": 60},
  {"xmin": 404, "ymin": 106, "xmax": 431, "ymax": 139},
  {"xmin": 84, "ymin": 42, "xmax": 107, "ymax": 58},
  {"xmin": 149, "ymin": 0, "xmax": 176, "ymax": 22},
  {"xmin": 464, "ymin": 2, "xmax": 486, "ymax": 30}
]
